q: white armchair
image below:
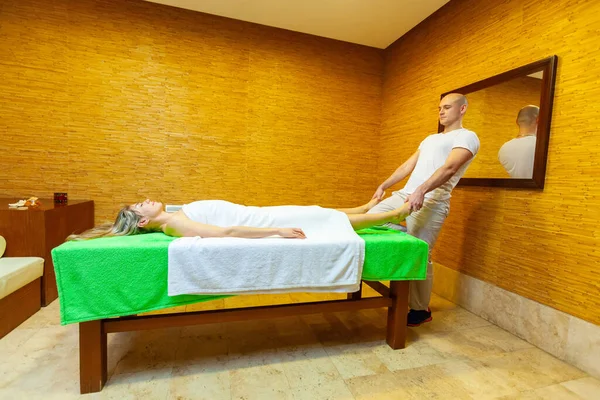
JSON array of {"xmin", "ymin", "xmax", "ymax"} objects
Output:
[{"xmin": 0, "ymin": 235, "xmax": 44, "ymax": 338}]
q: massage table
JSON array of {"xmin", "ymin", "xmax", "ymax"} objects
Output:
[{"xmin": 51, "ymin": 227, "xmax": 428, "ymax": 394}]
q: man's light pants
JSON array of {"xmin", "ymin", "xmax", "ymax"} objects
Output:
[{"xmin": 368, "ymin": 191, "xmax": 449, "ymax": 310}]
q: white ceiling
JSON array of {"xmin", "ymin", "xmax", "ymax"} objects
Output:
[{"xmin": 144, "ymin": 0, "xmax": 450, "ymax": 49}]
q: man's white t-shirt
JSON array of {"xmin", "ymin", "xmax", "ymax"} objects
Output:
[
  {"xmin": 401, "ymin": 128, "xmax": 480, "ymax": 201},
  {"xmin": 498, "ymin": 136, "xmax": 536, "ymax": 178}
]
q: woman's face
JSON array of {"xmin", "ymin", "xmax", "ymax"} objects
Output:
[{"xmin": 131, "ymin": 199, "xmax": 163, "ymax": 219}]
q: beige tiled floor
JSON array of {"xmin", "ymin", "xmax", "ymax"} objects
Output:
[{"xmin": 1, "ymin": 289, "xmax": 599, "ymax": 399}]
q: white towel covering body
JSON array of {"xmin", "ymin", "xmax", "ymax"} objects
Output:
[{"xmin": 167, "ymin": 200, "xmax": 365, "ymax": 295}]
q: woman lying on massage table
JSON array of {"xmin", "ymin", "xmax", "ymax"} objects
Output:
[{"xmin": 68, "ymin": 197, "xmax": 411, "ymax": 241}]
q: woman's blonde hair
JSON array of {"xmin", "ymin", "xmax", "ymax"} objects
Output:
[{"xmin": 67, "ymin": 206, "xmax": 147, "ymax": 241}]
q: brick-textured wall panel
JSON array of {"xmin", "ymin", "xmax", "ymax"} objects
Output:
[
  {"xmin": 381, "ymin": 0, "xmax": 600, "ymax": 324},
  {"xmin": 0, "ymin": 0, "xmax": 383, "ymax": 221}
]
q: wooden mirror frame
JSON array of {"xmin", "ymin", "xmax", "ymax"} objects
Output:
[{"xmin": 440, "ymin": 55, "xmax": 558, "ymax": 189}]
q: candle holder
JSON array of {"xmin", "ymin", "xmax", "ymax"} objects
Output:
[{"xmin": 54, "ymin": 192, "xmax": 68, "ymax": 205}]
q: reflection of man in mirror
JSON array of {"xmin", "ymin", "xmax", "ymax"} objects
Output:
[
  {"xmin": 498, "ymin": 105, "xmax": 539, "ymax": 178},
  {"xmin": 368, "ymin": 93, "xmax": 480, "ymax": 327}
]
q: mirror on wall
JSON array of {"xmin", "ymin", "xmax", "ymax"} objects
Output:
[{"xmin": 441, "ymin": 56, "xmax": 557, "ymax": 189}]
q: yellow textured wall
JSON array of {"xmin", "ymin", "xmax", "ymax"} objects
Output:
[
  {"xmin": 382, "ymin": 0, "xmax": 600, "ymax": 324},
  {"xmin": 0, "ymin": 0, "xmax": 383, "ymax": 222},
  {"xmin": 462, "ymin": 76, "xmax": 541, "ymax": 178}
]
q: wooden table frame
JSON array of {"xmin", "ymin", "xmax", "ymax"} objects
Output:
[{"xmin": 78, "ymin": 280, "xmax": 409, "ymax": 394}]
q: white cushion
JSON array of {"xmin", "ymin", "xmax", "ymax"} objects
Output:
[
  {"xmin": 0, "ymin": 235, "xmax": 5, "ymax": 258},
  {"xmin": 0, "ymin": 257, "xmax": 44, "ymax": 300}
]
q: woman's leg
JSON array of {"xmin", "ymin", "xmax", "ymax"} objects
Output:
[
  {"xmin": 346, "ymin": 203, "xmax": 411, "ymax": 231},
  {"xmin": 336, "ymin": 193, "xmax": 386, "ymax": 215}
]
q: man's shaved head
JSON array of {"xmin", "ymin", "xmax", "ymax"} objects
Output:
[
  {"xmin": 517, "ymin": 105, "xmax": 539, "ymax": 124},
  {"xmin": 442, "ymin": 93, "xmax": 468, "ymax": 107},
  {"xmin": 516, "ymin": 105, "xmax": 539, "ymax": 136}
]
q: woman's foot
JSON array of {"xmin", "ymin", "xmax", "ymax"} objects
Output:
[{"xmin": 391, "ymin": 203, "xmax": 411, "ymax": 224}]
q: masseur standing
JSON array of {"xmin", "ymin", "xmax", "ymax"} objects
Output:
[{"xmin": 368, "ymin": 93, "xmax": 480, "ymax": 327}]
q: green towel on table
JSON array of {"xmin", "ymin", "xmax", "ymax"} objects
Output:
[{"xmin": 52, "ymin": 228, "xmax": 427, "ymax": 325}]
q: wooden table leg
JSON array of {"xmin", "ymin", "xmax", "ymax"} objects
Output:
[
  {"xmin": 347, "ymin": 280, "xmax": 363, "ymax": 300},
  {"xmin": 79, "ymin": 320, "xmax": 107, "ymax": 394},
  {"xmin": 386, "ymin": 280, "xmax": 409, "ymax": 349}
]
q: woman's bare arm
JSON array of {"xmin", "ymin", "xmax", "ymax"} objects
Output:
[{"xmin": 163, "ymin": 213, "xmax": 306, "ymax": 239}]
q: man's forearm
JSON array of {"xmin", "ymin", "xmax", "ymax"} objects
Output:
[
  {"xmin": 381, "ymin": 164, "xmax": 412, "ymax": 189},
  {"xmin": 407, "ymin": 148, "xmax": 473, "ymax": 210},
  {"xmin": 415, "ymin": 165, "xmax": 456, "ymax": 195},
  {"xmin": 379, "ymin": 151, "xmax": 420, "ymax": 191}
]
